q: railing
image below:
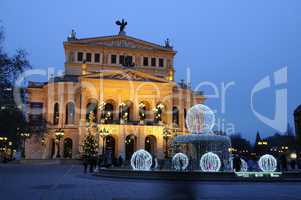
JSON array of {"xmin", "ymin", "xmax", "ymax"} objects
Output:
[{"xmin": 99, "ymin": 120, "xmax": 162, "ymax": 126}]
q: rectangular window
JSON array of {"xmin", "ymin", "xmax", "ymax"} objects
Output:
[
  {"xmin": 29, "ymin": 102, "xmax": 43, "ymax": 124},
  {"xmin": 86, "ymin": 53, "xmax": 92, "ymax": 62},
  {"xmin": 119, "ymin": 55, "xmax": 125, "ymax": 65},
  {"xmin": 143, "ymin": 57, "xmax": 149, "ymax": 66},
  {"xmin": 94, "ymin": 53, "xmax": 100, "ymax": 63},
  {"xmin": 77, "ymin": 52, "xmax": 83, "ymax": 62},
  {"xmin": 151, "ymin": 57, "xmax": 156, "ymax": 67},
  {"xmin": 111, "ymin": 54, "xmax": 117, "ymax": 64},
  {"xmin": 159, "ymin": 58, "xmax": 164, "ymax": 67}
]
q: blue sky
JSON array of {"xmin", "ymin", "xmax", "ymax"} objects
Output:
[{"xmin": 1, "ymin": 0, "xmax": 300, "ymax": 142}]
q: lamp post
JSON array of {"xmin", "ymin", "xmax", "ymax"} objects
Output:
[
  {"xmin": 98, "ymin": 128, "xmax": 110, "ymax": 156},
  {"xmin": 20, "ymin": 133, "xmax": 30, "ymax": 158},
  {"xmin": 98, "ymin": 128, "xmax": 110, "ymax": 155},
  {"xmin": 55, "ymin": 129, "xmax": 64, "ymax": 158},
  {"xmin": 162, "ymin": 128, "xmax": 171, "ymax": 159}
]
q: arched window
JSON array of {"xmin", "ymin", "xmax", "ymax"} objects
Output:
[
  {"xmin": 119, "ymin": 101, "xmax": 133, "ymax": 122},
  {"xmin": 104, "ymin": 103, "xmax": 114, "ymax": 123},
  {"xmin": 86, "ymin": 100, "xmax": 98, "ymax": 122},
  {"xmin": 65, "ymin": 102, "xmax": 75, "ymax": 124},
  {"xmin": 53, "ymin": 103, "xmax": 59, "ymax": 125},
  {"xmin": 145, "ymin": 135, "xmax": 157, "ymax": 156},
  {"xmin": 125, "ymin": 134, "xmax": 137, "ymax": 160},
  {"xmin": 105, "ymin": 135, "xmax": 116, "ymax": 163},
  {"xmin": 154, "ymin": 103, "xmax": 165, "ymax": 123},
  {"xmin": 172, "ymin": 107, "xmax": 179, "ymax": 126},
  {"xmin": 138, "ymin": 101, "xmax": 150, "ymax": 122}
]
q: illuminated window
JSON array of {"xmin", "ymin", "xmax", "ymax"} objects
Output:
[{"xmin": 65, "ymin": 102, "xmax": 75, "ymax": 124}]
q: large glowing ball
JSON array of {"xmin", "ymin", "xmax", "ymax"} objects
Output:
[
  {"xmin": 186, "ymin": 104, "xmax": 215, "ymax": 134},
  {"xmin": 130, "ymin": 149, "xmax": 152, "ymax": 171},
  {"xmin": 231, "ymin": 158, "xmax": 248, "ymax": 172},
  {"xmin": 240, "ymin": 159, "xmax": 248, "ymax": 172},
  {"xmin": 172, "ymin": 153, "xmax": 189, "ymax": 171},
  {"xmin": 258, "ymin": 154, "xmax": 277, "ymax": 172},
  {"xmin": 200, "ymin": 152, "xmax": 221, "ymax": 172}
]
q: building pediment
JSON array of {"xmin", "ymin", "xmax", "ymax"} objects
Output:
[
  {"xmin": 83, "ymin": 69, "xmax": 172, "ymax": 83},
  {"xmin": 66, "ymin": 35, "xmax": 175, "ymax": 53}
]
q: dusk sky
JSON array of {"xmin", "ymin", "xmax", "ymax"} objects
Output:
[{"xmin": 1, "ymin": 0, "xmax": 300, "ymax": 141}]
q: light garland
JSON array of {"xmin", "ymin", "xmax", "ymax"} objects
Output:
[
  {"xmin": 130, "ymin": 149, "xmax": 152, "ymax": 171},
  {"xmin": 258, "ymin": 154, "xmax": 277, "ymax": 172},
  {"xmin": 200, "ymin": 152, "xmax": 221, "ymax": 172},
  {"xmin": 172, "ymin": 153, "xmax": 189, "ymax": 171}
]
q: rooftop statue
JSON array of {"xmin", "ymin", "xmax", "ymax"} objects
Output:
[
  {"xmin": 164, "ymin": 38, "xmax": 172, "ymax": 49},
  {"xmin": 67, "ymin": 29, "xmax": 77, "ymax": 41},
  {"xmin": 116, "ymin": 19, "xmax": 127, "ymax": 34}
]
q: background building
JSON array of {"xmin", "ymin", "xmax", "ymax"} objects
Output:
[{"xmin": 294, "ymin": 105, "xmax": 301, "ymax": 148}]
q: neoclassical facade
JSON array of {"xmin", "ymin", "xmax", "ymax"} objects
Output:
[{"xmin": 25, "ymin": 26, "xmax": 205, "ymax": 160}]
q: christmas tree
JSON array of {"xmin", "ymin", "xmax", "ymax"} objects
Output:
[
  {"xmin": 82, "ymin": 111, "xmax": 98, "ymax": 158},
  {"xmin": 82, "ymin": 133, "xmax": 97, "ymax": 158}
]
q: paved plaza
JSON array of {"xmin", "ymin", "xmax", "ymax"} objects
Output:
[{"xmin": 0, "ymin": 164, "xmax": 300, "ymax": 200}]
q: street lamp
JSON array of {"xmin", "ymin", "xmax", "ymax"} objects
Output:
[
  {"xmin": 162, "ymin": 128, "xmax": 171, "ymax": 159},
  {"xmin": 98, "ymin": 127, "xmax": 110, "ymax": 155},
  {"xmin": 20, "ymin": 133, "xmax": 30, "ymax": 158},
  {"xmin": 55, "ymin": 129, "xmax": 64, "ymax": 158}
]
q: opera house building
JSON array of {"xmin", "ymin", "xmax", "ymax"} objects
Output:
[{"xmin": 25, "ymin": 25, "xmax": 204, "ymax": 161}]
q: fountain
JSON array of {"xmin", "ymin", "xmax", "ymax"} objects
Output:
[{"xmin": 172, "ymin": 104, "xmax": 232, "ymax": 171}]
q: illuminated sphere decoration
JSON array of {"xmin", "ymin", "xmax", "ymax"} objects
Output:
[
  {"xmin": 130, "ymin": 149, "xmax": 152, "ymax": 171},
  {"xmin": 230, "ymin": 158, "xmax": 248, "ymax": 172},
  {"xmin": 172, "ymin": 153, "xmax": 189, "ymax": 171},
  {"xmin": 240, "ymin": 159, "xmax": 248, "ymax": 172},
  {"xmin": 186, "ymin": 104, "xmax": 215, "ymax": 134},
  {"xmin": 258, "ymin": 154, "xmax": 277, "ymax": 172},
  {"xmin": 200, "ymin": 152, "xmax": 221, "ymax": 172}
]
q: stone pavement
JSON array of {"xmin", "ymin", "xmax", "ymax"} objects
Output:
[{"xmin": 0, "ymin": 164, "xmax": 300, "ymax": 200}]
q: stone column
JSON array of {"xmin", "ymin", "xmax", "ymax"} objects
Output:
[
  {"xmin": 118, "ymin": 126, "xmax": 126, "ymax": 159},
  {"xmin": 156, "ymin": 127, "xmax": 165, "ymax": 159},
  {"xmin": 78, "ymin": 87, "xmax": 87, "ymax": 154}
]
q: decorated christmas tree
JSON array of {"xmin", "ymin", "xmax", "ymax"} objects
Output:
[
  {"xmin": 82, "ymin": 133, "xmax": 97, "ymax": 158},
  {"xmin": 82, "ymin": 111, "xmax": 98, "ymax": 158}
]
